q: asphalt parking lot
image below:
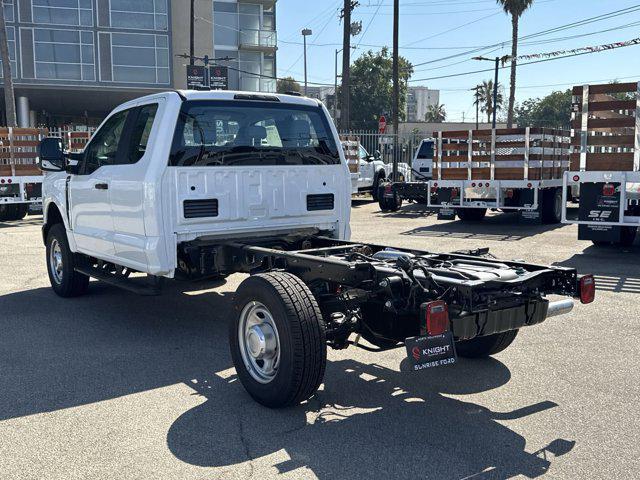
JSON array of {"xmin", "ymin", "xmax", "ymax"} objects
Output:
[{"xmin": 1, "ymin": 201, "xmax": 639, "ymax": 480}]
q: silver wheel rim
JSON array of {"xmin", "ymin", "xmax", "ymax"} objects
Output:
[
  {"xmin": 238, "ymin": 301, "xmax": 281, "ymax": 384},
  {"xmin": 49, "ymin": 238, "xmax": 64, "ymax": 284}
]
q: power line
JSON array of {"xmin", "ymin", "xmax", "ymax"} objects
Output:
[{"xmin": 409, "ymin": 35, "xmax": 640, "ymax": 83}]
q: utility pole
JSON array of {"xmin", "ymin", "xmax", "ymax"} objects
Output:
[
  {"xmin": 0, "ymin": 3, "xmax": 15, "ymax": 126},
  {"xmin": 340, "ymin": 0, "xmax": 354, "ymax": 131},
  {"xmin": 472, "ymin": 85, "xmax": 480, "ymax": 130},
  {"xmin": 391, "ymin": 0, "xmax": 399, "ymax": 180},
  {"xmin": 492, "ymin": 56, "xmax": 499, "ymax": 129},
  {"xmin": 334, "ymin": 49, "xmax": 340, "ymax": 122},
  {"xmin": 302, "ymin": 28, "xmax": 312, "ymax": 96},
  {"xmin": 189, "ymin": 0, "xmax": 195, "ymax": 66}
]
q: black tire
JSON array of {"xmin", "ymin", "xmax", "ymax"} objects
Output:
[
  {"xmin": 229, "ymin": 272, "xmax": 327, "ymax": 408},
  {"xmin": 457, "ymin": 208, "xmax": 487, "ymax": 222},
  {"xmin": 541, "ymin": 187, "xmax": 563, "ymax": 224},
  {"xmin": 0, "ymin": 204, "xmax": 16, "ymax": 221},
  {"xmin": 618, "ymin": 226, "xmax": 638, "ymax": 247},
  {"xmin": 10, "ymin": 204, "xmax": 28, "ymax": 220},
  {"xmin": 378, "ymin": 185, "xmax": 402, "ymax": 212},
  {"xmin": 371, "ymin": 172, "xmax": 384, "ymax": 201},
  {"xmin": 591, "ymin": 240, "xmax": 611, "ymax": 247},
  {"xmin": 46, "ymin": 223, "xmax": 90, "ymax": 297},
  {"xmin": 456, "ymin": 330, "xmax": 519, "ymax": 358}
]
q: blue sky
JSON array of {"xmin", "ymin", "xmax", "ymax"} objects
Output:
[{"xmin": 275, "ymin": 0, "xmax": 640, "ymax": 121}]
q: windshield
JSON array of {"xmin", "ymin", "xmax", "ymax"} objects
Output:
[
  {"xmin": 416, "ymin": 140, "xmax": 434, "ymax": 159},
  {"xmin": 169, "ymin": 100, "xmax": 341, "ymax": 167}
]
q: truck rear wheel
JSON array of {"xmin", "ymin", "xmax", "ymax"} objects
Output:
[
  {"xmin": 378, "ymin": 186, "xmax": 402, "ymax": 212},
  {"xmin": 455, "ymin": 330, "xmax": 518, "ymax": 358},
  {"xmin": 0, "ymin": 204, "xmax": 13, "ymax": 221},
  {"xmin": 457, "ymin": 208, "xmax": 487, "ymax": 222},
  {"xmin": 229, "ymin": 272, "xmax": 327, "ymax": 408},
  {"xmin": 541, "ymin": 187, "xmax": 562, "ymax": 224},
  {"xmin": 10, "ymin": 204, "xmax": 28, "ymax": 220},
  {"xmin": 46, "ymin": 224, "xmax": 89, "ymax": 297}
]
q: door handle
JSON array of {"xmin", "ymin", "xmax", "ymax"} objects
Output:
[{"xmin": 94, "ymin": 183, "xmax": 109, "ymax": 190}]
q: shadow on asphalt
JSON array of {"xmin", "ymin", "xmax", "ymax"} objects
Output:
[
  {"xmin": 400, "ymin": 212, "xmax": 566, "ymax": 242},
  {"xmin": 554, "ymin": 244, "xmax": 640, "ymax": 294},
  {"xmin": 0, "ymin": 215, "xmax": 43, "ymax": 229},
  {"xmin": 0, "ymin": 275, "xmax": 574, "ymax": 478}
]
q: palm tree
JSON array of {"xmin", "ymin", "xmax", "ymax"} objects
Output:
[
  {"xmin": 425, "ymin": 104, "xmax": 446, "ymax": 123},
  {"xmin": 473, "ymin": 80, "xmax": 504, "ymax": 124},
  {"xmin": 497, "ymin": 0, "xmax": 534, "ymax": 127}
]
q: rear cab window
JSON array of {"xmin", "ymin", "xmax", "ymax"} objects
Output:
[{"xmin": 169, "ymin": 100, "xmax": 341, "ymax": 167}]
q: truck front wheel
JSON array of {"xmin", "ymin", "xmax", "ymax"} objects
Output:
[
  {"xmin": 455, "ymin": 330, "xmax": 518, "ymax": 358},
  {"xmin": 46, "ymin": 224, "xmax": 89, "ymax": 297},
  {"xmin": 229, "ymin": 272, "xmax": 327, "ymax": 408}
]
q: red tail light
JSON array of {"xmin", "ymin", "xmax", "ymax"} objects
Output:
[
  {"xmin": 602, "ymin": 183, "xmax": 616, "ymax": 196},
  {"xmin": 579, "ymin": 274, "xmax": 595, "ymax": 304},
  {"xmin": 421, "ymin": 300, "xmax": 450, "ymax": 336}
]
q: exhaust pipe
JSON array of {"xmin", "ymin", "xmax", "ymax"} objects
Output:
[{"xmin": 546, "ymin": 299, "xmax": 574, "ymax": 318}]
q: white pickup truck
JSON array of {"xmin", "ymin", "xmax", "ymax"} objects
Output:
[
  {"xmin": 346, "ymin": 141, "xmax": 411, "ymax": 199},
  {"xmin": 39, "ymin": 90, "xmax": 594, "ymax": 408}
]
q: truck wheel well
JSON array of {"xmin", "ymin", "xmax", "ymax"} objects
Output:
[{"xmin": 43, "ymin": 204, "xmax": 64, "ymax": 244}]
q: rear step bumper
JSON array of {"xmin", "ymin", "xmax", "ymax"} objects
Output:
[{"xmin": 452, "ymin": 298, "xmax": 574, "ymax": 340}]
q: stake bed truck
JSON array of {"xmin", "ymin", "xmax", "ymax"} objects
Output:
[
  {"xmin": 563, "ymin": 82, "xmax": 640, "ymax": 246},
  {"xmin": 380, "ymin": 128, "xmax": 571, "ymax": 224},
  {"xmin": 39, "ymin": 91, "xmax": 594, "ymax": 407}
]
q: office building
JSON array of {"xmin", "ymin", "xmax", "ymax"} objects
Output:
[
  {"xmin": 0, "ymin": 0, "xmax": 277, "ymax": 127},
  {"xmin": 405, "ymin": 86, "xmax": 439, "ymax": 122}
]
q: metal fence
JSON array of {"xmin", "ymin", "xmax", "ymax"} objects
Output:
[{"xmin": 338, "ymin": 130, "xmax": 426, "ymax": 169}]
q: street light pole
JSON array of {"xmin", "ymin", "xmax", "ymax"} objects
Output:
[
  {"xmin": 334, "ymin": 48, "xmax": 340, "ymax": 121},
  {"xmin": 302, "ymin": 28, "xmax": 312, "ymax": 96},
  {"xmin": 472, "ymin": 56, "xmax": 501, "ymax": 129},
  {"xmin": 189, "ymin": 0, "xmax": 195, "ymax": 66}
]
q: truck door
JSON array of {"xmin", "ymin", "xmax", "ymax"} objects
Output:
[
  {"xmin": 68, "ymin": 108, "xmax": 132, "ymax": 258},
  {"xmin": 108, "ymin": 101, "xmax": 162, "ymax": 270},
  {"xmin": 358, "ymin": 144, "xmax": 374, "ymax": 188}
]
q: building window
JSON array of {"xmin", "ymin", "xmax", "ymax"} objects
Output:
[
  {"xmin": 32, "ymin": 0, "xmax": 93, "ymax": 27},
  {"xmin": 110, "ymin": 33, "xmax": 169, "ymax": 84},
  {"xmin": 33, "ymin": 28, "xmax": 95, "ymax": 81},
  {"xmin": 0, "ymin": 26, "xmax": 17, "ymax": 78},
  {"xmin": 110, "ymin": 0, "xmax": 168, "ymax": 31},
  {"xmin": 213, "ymin": 2, "xmax": 238, "ymax": 47},
  {"xmin": 3, "ymin": 0, "xmax": 14, "ymax": 23}
]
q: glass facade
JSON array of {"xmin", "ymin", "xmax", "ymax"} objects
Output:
[
  {"xmin": 33, "ymin": 28, "xmax": 95, "ymax": 81},
  {"xmin": 213, "ymin": 1, "xmax": 277, "ymax": 93},
  {"xmin": 0, "ymin": 0, "xmax": 169, "ymax": 87}
]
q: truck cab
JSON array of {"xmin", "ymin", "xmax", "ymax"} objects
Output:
[
  {"xmin": 411, "ymin": 138, "xmax": 435, "ymax": 180},
  {"xmin": 41, "ymin": 91, "xmax": 351, "ymax": 277}
]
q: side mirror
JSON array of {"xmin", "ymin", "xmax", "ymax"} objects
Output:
[
  {"xmin": 374, "ymin": 150, "xmax": 382, "ymax": 160},
  {"xmin": 38, "ymin": 138, "xmax": 65, "ymax": 172},
  {"xmin": 365, "ymin": 155, "xmax": 376, "ymax": 162}
]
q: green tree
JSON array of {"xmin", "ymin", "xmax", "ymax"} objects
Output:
[
  {"xmin": 349, "ymin": 48, "xmax": 414, "ymax": 130},
  {"xmin": 276, "ymin": 76, "xmax": 301, "ymax": 94},
  {"xmin": 514, "ymin": 89, "xmax": 571, "ymax": 128},
  {"xmin": 473, "ymin": 80, "xmax": 504, "ymax": 123},
  {"xmin": 497, "ymin": 0, "xmax": 534, "ymax": 127},
  {"xmin": 425, "ymin": 104, "xmax": 446, "ymax": 123}
]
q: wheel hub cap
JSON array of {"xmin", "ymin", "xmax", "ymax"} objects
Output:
[
  {"xmin": 50, "ymin": 239, "xmax": 64, "ymax": 284},
  {"xmin": 238, "ymin": 301, "xmax": 281, "ymax": 384}
]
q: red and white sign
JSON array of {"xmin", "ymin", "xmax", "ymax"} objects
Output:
[{"xmin": 378, "ymin": 115, "xmax": 387, "ymax": 134}]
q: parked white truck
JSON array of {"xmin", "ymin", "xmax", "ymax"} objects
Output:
[
  {"xmin": 39, "ymin": 90, "xmax": 594, "ymax": 408},
  {"xmin": 342, "ymin": 137, "xmax": 411, "ymax": 199}
]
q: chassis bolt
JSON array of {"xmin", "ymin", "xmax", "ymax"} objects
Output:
[
  {"xmin": 384, "ymin": 300, "xmax": 393, "ymax": 309},
  {"xmin": 379, "ymin": 279, "xmax": 389, "ymax": 288}
]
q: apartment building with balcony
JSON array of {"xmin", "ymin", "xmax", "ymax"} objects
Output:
[
  {"xmin": 170, "ymin": 0, "xmax": 277, "ymax": 93},
  {"xmin": 0, "ymin": 0, "xmax": 277, "ymax": 127}
]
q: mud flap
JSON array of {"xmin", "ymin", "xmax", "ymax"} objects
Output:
[
  {"xmin": 577, "ymin": 183, "xmax": 622, "ymax": 242},
  {"xmin": 518, "ymin": 188, "xmax": 542, "ymax": 224}
]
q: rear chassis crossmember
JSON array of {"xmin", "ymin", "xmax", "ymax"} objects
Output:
[{"xmin": 184, "ymin": 235, "xmax": 582, "ymax": 350}]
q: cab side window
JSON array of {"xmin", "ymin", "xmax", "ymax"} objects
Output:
[
  {"xmin": 83, "ymin": 110, "xmax": 129, "ymax": 174},
  {"xmin": 126, "ymin": 104, "xmax": 158, "ymax": 163}
]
